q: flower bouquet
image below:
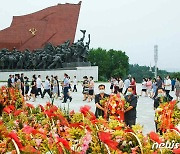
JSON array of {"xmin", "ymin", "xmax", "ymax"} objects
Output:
[
  {"xmin": 155, "ymin": 100, "xmax": 180, "ymax": 132},
  {"xmin": 0, "ymin": 87, "xmax": 180, "ymax": 153},
  {"xmin": 107, "ymin": 93, "xmax": 125, "ymax": 121}
]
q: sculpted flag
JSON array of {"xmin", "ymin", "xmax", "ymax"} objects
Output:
[{"xmin": 0, "ymin": 2, "xmax": 81, "ymax": 51}]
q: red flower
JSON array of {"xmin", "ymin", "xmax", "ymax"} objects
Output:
[
  {"xmin": 46, "ymin": 102, "xmax": 51, "ymax": 106},
  {"xmin": 173, "ymin": 148, "xmax": 180, "ymax": 154},
  {"xmin": 149, "ymin": 132, "xmax": 162, "ymax": 144},
  {"xmin": 14, "ymin": 109, "xmax": 23, "ymax": 116},
  {"xmin": 8, "ymin": 131, "xmax": 24, "ymax": 150},
  {"xmin": 124, "ymin": 128, "xmax": 133, "ymax": 133},
  {"xmin": 89, "ymin": 112, "xmax": 96, "ymax": 121},
  {"xmin": 21, "ymin": 145, "xmax": 40, "ymax": 153},
  {"xmin": 39, "ymin": 105, "xmax": 44, "ymax": 112},
  {"xmin": 99, "ymin": 131, "xmax": 118, "ymax": 150},
  {"xmin": 3, "ymin": 107, "xmax": 11, "ymax": 114},
  {"xmin": 26, "ymin": 103, "xmax": 34, "ymax": 108},
  {"xmin": 49, "ymin": 105, "xmax": 58, "ymax": 112},
  {"xmin": 69, "ymin": 123, "xmax": 83, "ymax": 129},
  {"xmin": 44, "ymin": 110, "xmax": 56, "ymax": 118},
  {"xmin": 57, "ymin": 137, "xmax": 70, "ymax": 150},
  {"xmin": 85, "ymin": 125, "xmax": 92, "ymax": 132},
  {"xmin": 8, "ymin": 105, "xmax": 15, "ymax": 111},
  {"xmin": 0, "ymin": 120, "xmax": 3, "ymax": 125},
  {"xmin": 70, "ymin": 110, "xmax": 75, "ymax": 116},
  {"xmin": 80, "ymin": 105, "xmax": 91, "ymax": 116},
  {"xmin": 57, "ymin": 114, "xmax": 69, "ymax": 126}
]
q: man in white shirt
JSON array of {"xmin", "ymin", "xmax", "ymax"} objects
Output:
[
  {"xmin": 164, "ymin": 75, "xmax": 173, "ymax": 101},
  {"xmin": 119, "ymin": 77, "xmax": 124, "ymax": 93},
  {"xmin": 42, "ymin": 76, "xmax": 52, "ymax": 98},
  {"xmin": 62, "ymin": 73, "xmax": 72, "ymax": 103},
  {"xmin": 36, "ymin": 75, "xmax": 44, "ymax": 98},
  {"xmin": 124, "ymin": 77, "xmax": 131, "ymax": 95}
]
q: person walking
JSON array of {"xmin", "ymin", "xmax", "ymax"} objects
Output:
[
  {"xmin": 175, "ymin": 77, "xmax": 180, "ymax": 101},
  {"xmin": 72, "ymin": 76, "xmax": 78, "ymax": 92},
  {"xmin": 109, "ymin": 77, "xmax": 114, "ymax": 93},
  {"xmin": 124, "ymin": 87, "xmax": 137, "ymax": 128},
  {"xmin": 140, "ymin": 78, "xmax": 147, "ymax": 96},
  {"xmin": 151, "ymin": 78, "xmax": 157, "ymax": 98},
  {"xmin": 53, "ymin": 76, "xmax": 59, "ymax": 99},
  {"xmin": 88, "ymin": 76, "xmax": 95, "ymax": 102},
  {"xmin": 20, "ymin": 73, "xmax": 25, "ymax": 96},
  {"xmin": 118, "ymin": 77, "xmax": 124, "ymax": 94},
  {"xmin": 146, "ymin": 78, "xmax": 152, "ymax": 97},
  {"xmin": 30, "ymin": 75, "xmax": 37, "ymax": 102},
  {"xmin": 11, "ymin": 75, "xmax": 15, "ymax": 87},
  {"xmin": 124, "ymin": 77, "xmax": 131, "ymax": 95},
  {"xmin": 164, "ymin": 75, "xmax": 173, "ymax": 101},
  {"xmin": 130, "ymin": 77, "xmax": 137, "ymax": 95},
  {"xmin": 153, "ymin": 75, "xmax": 163, "ymax": 99},
  {"xmin": 15, "ymin": 74, "xmax": 21, "ymax": 92},
  {"xmin": 56, "ymin": 76, "xmax": 60, "ymax": 97},
  {"xmin": 24, "ymin": 76, "xmax": 30, "ymax": 101},
  {"xmin": 50, "ymin": 75, "xmax": 54, "ymax": 92},
  {"xmin": 7, "ymin": 74, "xmax": 13, "ymax": 88},
  {"xmin": 171, "ymin": 78, "xmax": 176, "ymax": 91},
  {"xmin": 113, "ymin": 78, "xmax": 119, "ymax": 94},
  {"xmin": 62, "ymin": 73, "xmax": 72, "ymax": 103},
  {"xmin": 42, "ymin": 76, "xmax": 52, "ymax": 99},
  {"xmin": 82, "ymin": 76, "xmax": 89, "ymax": 101},
  {"xmin": 36, "ymin": 75, "xmax": 43, "ymax": 98}
]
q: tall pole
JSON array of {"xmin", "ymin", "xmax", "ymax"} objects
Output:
[{"xmin": 154, "ymin": 45, "xmax": 158, "ymax": 78}]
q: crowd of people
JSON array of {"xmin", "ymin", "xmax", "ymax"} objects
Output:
[
  {"xmin": 7, "ymin": 73, "xmax": 73, "ymax": 103},
  {"xmin": 139, "ymin": 75, "xmax": 179, "ymax": 101},
  {"xmin": 108, "ymin": 75, "xmax": 180, "ymax": 101},
  {"xmin": 6, "ymin": 73, "xmax": 180, "ymax": 129},
  {"xmin": 7, "ymin": 73, "xmax": 96, "ymax": 104}
]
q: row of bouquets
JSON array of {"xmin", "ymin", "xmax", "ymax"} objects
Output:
[{"xmin": 0, "ymin": 86, "xmax": 179, "ymax": 153}]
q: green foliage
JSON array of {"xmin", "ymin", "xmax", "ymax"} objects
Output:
[
  {"xmin": 128, "ymin": 64, "xmax": 170, "ymax": 83},
  {"xmin": 88, "ymin": 48, "xmax": 177, "ymax": 82},
  {"xmin": 170, "ymin": 72, "xmax": 180, "ymax": 79},
  {"xmin": 88, "ymin": 48, "xmax": 129, "ymax": 80}
]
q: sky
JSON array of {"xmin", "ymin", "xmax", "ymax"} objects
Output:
[{"xmin": 0, "ymin": 0, "xmax": 180, "ymax": 72}]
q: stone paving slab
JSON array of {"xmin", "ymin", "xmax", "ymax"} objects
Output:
[{"xmin": 0, "ymin": 82, "xmax": 176, "ymax": 134}]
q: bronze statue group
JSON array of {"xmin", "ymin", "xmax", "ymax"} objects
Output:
[{"xmin": 0, "ymin": 30, "xmax": 90, "ymax": 70}]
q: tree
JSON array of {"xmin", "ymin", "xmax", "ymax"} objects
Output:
[
  {"xmin": 128, "ymin": 64, "xmax": 171, "ymax": 83},
  {"xmin": 88, "ymin": 48, "xmax": 129, "ymax": 81}
]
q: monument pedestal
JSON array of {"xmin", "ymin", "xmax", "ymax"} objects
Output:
[
  {"xmin": 0, "ymin": 66, "xmax": 98, "ymax": 81},
  {"xmin": 62, "ymin": 62, "xmax": 91, "ymax": 68}
]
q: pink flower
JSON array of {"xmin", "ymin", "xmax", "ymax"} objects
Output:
[
  {"xmin": 81, "ymin": 131, "xmax": 92, "ymax": 154},
  {"xmin": 35, "ymin": 139, "xmax": 42, "ymax": 147}
]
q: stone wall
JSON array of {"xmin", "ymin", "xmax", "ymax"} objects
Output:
[{"xmin": 0, "ymin": 66, "xmax": 98, "ymax": 81}]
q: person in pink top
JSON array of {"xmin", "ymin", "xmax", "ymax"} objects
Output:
[
  {"xmin": 146, "ymin": 78, "xmax": 152, "ymax": 97},
  {"xmin": 130, "ymin": 77, "xmax": 137, "ymax": 95}
]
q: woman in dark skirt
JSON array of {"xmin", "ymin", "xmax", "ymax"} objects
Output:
[
  {"xmin": 30, "ymin": 77, "xmax": 37, "ymax": 102},
  {"xmin": 24, "ymin": 76, "xmax": 30, "ymax": 101}
]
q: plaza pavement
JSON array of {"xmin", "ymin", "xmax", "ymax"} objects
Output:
[{"xmin": 0, "ymin": 82, "xmax": 176, "ymax": 134}]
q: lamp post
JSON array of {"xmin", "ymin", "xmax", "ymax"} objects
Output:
[{"xmin": 154, "ymin": 45, "xmax": 158, "ymax": 78}]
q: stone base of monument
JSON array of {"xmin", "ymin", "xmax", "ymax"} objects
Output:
[
  {"xmin": 62, "ymin": 62, "xmax": 91, "ymax": 68},
  {"xmin": 0, "ymin": 66, "xmax": 98, "ymax": 81}
]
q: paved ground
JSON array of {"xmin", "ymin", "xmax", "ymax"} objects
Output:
[{"xmin": 0, "ymin": 82, "xmax": 176, "ymax": 134}]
